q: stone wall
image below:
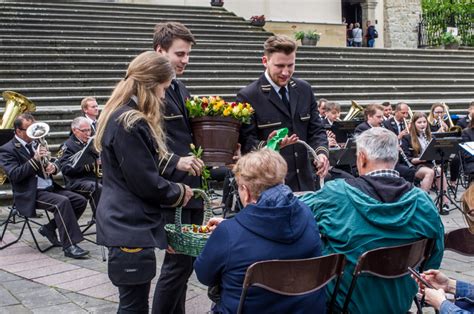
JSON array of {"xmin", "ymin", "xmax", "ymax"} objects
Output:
[{"xmin": 384, "ymin": 0, "xmax": 422, "ymax": 48}]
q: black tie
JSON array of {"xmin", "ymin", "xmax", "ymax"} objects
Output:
[
  {"xmin": 92, "ymin": 120, "xmax": 97, "ymax": 131},
  {"xmin": 279, "ymin": 87, "xmax": 290, "ymax": 111},
  {"xmin": 26, "ymin": 142, "xmax": 35, "ymax": 157},
  {"xmin": 399, "ymin": 122, "xmax": 405, "ymax": 131}
]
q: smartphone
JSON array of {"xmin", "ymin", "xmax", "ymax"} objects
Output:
[{"xmin": 408, "ymin": 267, "xmax": 435, "ymax": 289}]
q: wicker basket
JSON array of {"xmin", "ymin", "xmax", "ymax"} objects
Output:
[{"xmin": 164, "ymin": 189, "xmax": 214, "ymax": 257}]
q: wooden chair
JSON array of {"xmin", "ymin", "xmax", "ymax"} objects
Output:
[
  {"xmin": 237, "ymin": 253, "xmax": 346, "ymax": 314},
  {"xmin": 0, "ymin": 205, "xmax": 54, "ymax": 252},
  {"xmin": 342, "ymin": 238, "xmax": 434, "ymax": 314},
  {"xmin": 445, "ymin": 228, "xmax": 474, "ymax": 256}
]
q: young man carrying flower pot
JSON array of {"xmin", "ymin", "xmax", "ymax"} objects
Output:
[
  {"xmin": 237, "ymin": 35, "xmax": 329, "ymax": 192},
  {"xmin": 153, "ymin": 22, "xmax": 205, "ymax": 314}
]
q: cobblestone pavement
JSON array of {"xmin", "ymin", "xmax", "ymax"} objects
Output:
[{"xmin": 0, "ymin": 187, "xmax": 471, "ymax": 313}]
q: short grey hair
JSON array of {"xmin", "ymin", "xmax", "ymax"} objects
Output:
[
  {"xmin": 355, "ymin": 127, "xmax": 399, "ymax": 165},
  {"xmin": 71, "ymin": 116, "xmax": 90, "ymax": 130}
]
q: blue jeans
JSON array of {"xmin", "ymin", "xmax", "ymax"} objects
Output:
[{"xmin": 368, "ymin": 39, "xmax": 375, "ymax": 47}]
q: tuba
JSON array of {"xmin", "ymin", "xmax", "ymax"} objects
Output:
[
  {"xmin": 26, "ymin": 122, "xmax": 51, "ymax": 178},
  {"xmin": 0, "ymin": 91, "xmax": 37, "ymax": 184},
  {"xmin": 343, "ymin": 100, "xmax": 364, "ymax": 121}
]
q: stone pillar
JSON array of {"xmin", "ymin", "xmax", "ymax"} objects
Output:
[{"xmin": 384, "ymin": 0, "xmax": 422, "ymax": 48}]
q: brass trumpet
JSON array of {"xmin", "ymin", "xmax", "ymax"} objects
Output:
[{"xmin": 26, "ymin": 122, "xmax": 51, "ymax": 178}]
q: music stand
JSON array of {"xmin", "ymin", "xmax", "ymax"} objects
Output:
[
  {"xmin": 0, "ymin": 129, "xmax": 14, "ymax": 146},
  {"xmin": 419, "ymin": 136, "xmax": 462, "ymax": 214},
  {"xmin": 336, "ymin": 138, "xmax": 357, "ymax": 167},
  {"xmin": 331, "ymin": 120, "xmax": 361, "ymax": 144}
]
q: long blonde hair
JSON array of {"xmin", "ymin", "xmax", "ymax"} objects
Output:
[
  {"xmin": 409, "ymin": 112, "xmax": 432, "ymax": 156},
  {"xmin": 427, "ymin": 102, "xmax": 445, "ymax": 126},
  {"xmin": 94, "ymin": 51, "xmax": 174, "ymax": 156}
]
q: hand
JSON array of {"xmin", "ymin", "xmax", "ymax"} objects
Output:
[
  {"xmin": 181, "ymin": 185, "xmax": 194, "ymax": 207},
  {"xmin": 166, "ymin": 245, "xmax": 176, "ymax": 254},
  {"xmin": 423, "ymin": 288, "xmax": 447, "ymax": 310},
  {"xmin": 267, "ymin": 130, "xmax": 299, "ymax": 149},
  {"xmin": 206, "ymin": 217, "xmax": 225, "ymax": 231},
  {"xmin": 177, "ymin": 156, "xmax": 204, "ymax": 176},
  {"xmin": 398, "ymin": 129, "xmax": 408, "ymax": 139},
  {"xmin": 314, "ymin": 154, "xmax": 329, "ymax": 178},
  {"xmin": 420, "ymin": 269, "xmax": 453, "ymax": 293},
  {"xmin": 233, "ymin": 143, "xmax": 241, "ymax": 162},
  {"xmin": 44, "ymin": 163, "xmax": 56, "ymax": 175},
  {"xmin": 33, "ymin": 145, "xmax": 49, "ymax": 162},
  {"xmin": 328, "ymin": 136, "xmax": 338, "ymax": 148}
]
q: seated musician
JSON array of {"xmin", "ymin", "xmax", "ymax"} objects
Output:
[
  {"xmin": 80, "ymin": 96, "xmax": 99, "ymax": 135},
  {"xmin": 401, "ymin": 112, "xmax": 450, "ymax": 211},
  {"xmin": 0, "ymin": 114, "xmax": 89, "ymax": 259},
  {"xmin": 300, "ymin": 127, "xmax": 444, "ymax": 314},
  {"xmin": 382, "ymin": 101, "xmax": 393, "ymax": 121},
  {"xmin": 194, "ymin": 149, "xmax": 325, "ymax": 314},
  {"xmin": 456, "ymin": 101, "xmax": 473, "ymax": 129},
  {"xmin": 354, "ymin": 104, "xmax": 384, "ymax": 134},
  {"xmin": 381, "ymin": 102, "xmax": 418, "ymax": 183},
  {"xmin": 461, "ymin": 118, "xmax": 474, "ymax": 180},
  {"xmin": 323, "ymin": 102, "xmax": 341, "ymax": 148},
  {"xmin": 58, "ymin": 117, "xmax": 102, "ymax": 216}
]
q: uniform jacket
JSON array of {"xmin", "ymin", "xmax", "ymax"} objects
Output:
[
  {"xmin": 96, "ymin": 98, "xmax": 186, "ymax": 248},
  {"xmin": 58, "ymin": 134, "xmax": 98, "ymax": 188},
  {"xmin": 462, "ymin": 128, "xmax": 474, "ymax": 173},
  {"xmin": 0, "ymin": 137, "xmax": 60, "ymax": 217},
  {"xmin": 457, "ymin": 116, "xmax": 471, "ymax": 130},
  {"xmin": 383, "ymin": 117, "xmax": 406, "ymax": 136},
  {"xmin": 237, "ymin": 75, "xmax": 328, "ymax": 192},
  {"xmin": 163, "ymin": 79, "xmax": 202, "ymax": 209},
  {"xmin": 354, "ymin": 121, "xmax": 371, "ymax": 135}
]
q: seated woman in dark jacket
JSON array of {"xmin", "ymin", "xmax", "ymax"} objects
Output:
[
  {"xmin": 194, "ymin": 148, "xmax": 325, "ymax": 314},
  {"xmin": 461, "ymin": 118, "xmax": 474, "ymax": 179}
]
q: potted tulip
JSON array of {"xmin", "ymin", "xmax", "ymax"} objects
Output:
[
  {"xmin": 185, "ymin": 96, "xmax": 254, "ymax": 166},
  {"xmin": 295, "ymin": 30, "xmax": 321, "ymax": 46}
]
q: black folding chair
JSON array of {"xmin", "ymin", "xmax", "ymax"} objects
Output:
[
  {"xmin": 342, "ymin": 238, "xmax": 434, "ymax": 314},
  {"xmin": 0, "ymin": 205, "xmax": 54, "ymax": 252},
  {"xmin": 237, "ymin": 254, "xmax": 346, "ymax": 314}
]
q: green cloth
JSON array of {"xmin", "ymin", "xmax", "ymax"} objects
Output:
[
  {"xmin": 299, "ymin": 179, "xmax": 444, "ymax": 314},
  {"xmin": 265, "ymin": 128, "xmax": 288, "ymax": 151}
]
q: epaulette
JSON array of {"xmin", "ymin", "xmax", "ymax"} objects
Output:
[
  {"xmin": 57, "ymin": 145, "xmax": 67, "ymax": 158},
  {"xmin": 289, "ymin": 80, "xmax": 297, "ymax": 88},
  {"xmin": 261, "ymin": 84, "xmax": 272, "ymax": 93},
  {"xmin": 14, "ymin": 143, "xmax": 22, "ymax": 148}
]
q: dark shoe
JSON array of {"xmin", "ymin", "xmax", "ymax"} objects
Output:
[
  {"xmin": 64, "ymin": 245, "xmax": 89, "ymax": 259},
  {"xmin": 38, "ymin": 226, "xmax": 61, "ymax": 247},
  {"xmin": 440, "ymin": 205, "xmax": 450, "ymax": 215}
]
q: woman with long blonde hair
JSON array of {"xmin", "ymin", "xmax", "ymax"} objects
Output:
[
  {"xmin": 401, "ymin": 112, "xmax": 449, "ymax": 212},
  {"xmin": 95, "ymin": 51, "xmax": 193, "ymax": 313}
]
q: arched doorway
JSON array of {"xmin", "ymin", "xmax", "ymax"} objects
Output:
[{"xmin": 341, "ymin": 0, "xmax": 362, "ymax": 25}]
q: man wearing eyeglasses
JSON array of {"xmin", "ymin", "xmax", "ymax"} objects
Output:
[
  {"xmin": 0, "ymin": 113, "xmax": 89, "ymax": 258},
  {"xmin": 58, "ymin": 116, "xmax": 102, "ymax": 218}
]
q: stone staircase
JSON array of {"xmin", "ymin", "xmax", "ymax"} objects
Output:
[{"xmin": 1, "ymin": 0, "xmax": 474, "ymax": 203}]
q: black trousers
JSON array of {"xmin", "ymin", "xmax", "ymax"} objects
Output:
[
  {"xmin": 36, "ymin": 188, "xmax": 87, "ymax": 248},
  {"xmin": 117, "ymin": 282, "xmax": 151, "ymax": 314},
  {"xmin": 67, "ymin": 179, "xmax": 102, "ymax": 216},
  {"xmin": 152, "ymin": 208, "xmax": 204, "ymax": 314}
]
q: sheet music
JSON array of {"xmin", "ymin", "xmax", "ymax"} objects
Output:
[
  {"xmin": 460, "ymin": 141, "xmax": 474, "ymax": 156},
  {"xmin": 70, "ymin": 136, "xmax": 95, "ymax": 168}
]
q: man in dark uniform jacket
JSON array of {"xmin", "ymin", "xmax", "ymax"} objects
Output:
[
  {"xmin": 238, "ymin": 35, "xmax": 329, "ymax": 192},
  {"xmin": 383, "ymin": 102, "xmax": 410, "ymax": 140},
  {"xmin": 0, "ymin": 114, "xmax": 88, "ymax": 258},
  {"xmin": 153, "ymin": 22, "xmax": 205, "ymax": 314},
  {"xmin": 457, "ymin": 101, "xmax": 473, "ymax": 129},
  {"xmin": 58, "ymin": 117, "xmax": 102, "ymax": 216},
  {"xmin": 354, "ymin": 104, "xmax": 384, "ymax": 135},
  {"xmin": 80, "ymin": 96, "xmax": 99, "ymax": 135}
]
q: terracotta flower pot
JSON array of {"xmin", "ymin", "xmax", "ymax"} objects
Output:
[{"xmin": 191, "ymin": 116, "xmax": 241, "ymax": 166}]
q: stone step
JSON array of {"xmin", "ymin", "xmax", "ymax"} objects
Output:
[
  {"xmin": 3, "ymin": 45, "xmax": 474, "ymax": 62},
  {"xmin": 2, "ymin": 53, "xmax": 474, "ymax": 68},
  {"xmin": 2, "ymin": 69, "xmax": 474, "ymax": 80},
  {"xmin": 3, "ymin": 77, "xmax": 474, "ymax": 89}
]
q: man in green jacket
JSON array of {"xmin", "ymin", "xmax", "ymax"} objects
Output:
[{"xmin": 300, "ymin": 127, "xmax": 444, "ymax": 313}]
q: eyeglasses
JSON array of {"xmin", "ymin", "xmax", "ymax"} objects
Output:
[
  {"xmin": 434, "ymin": 111, "xmax": 444, "ymax": 114},
  {"xmin": 77, "ymin": 128, "xmax": 92, "ymax": 133}
]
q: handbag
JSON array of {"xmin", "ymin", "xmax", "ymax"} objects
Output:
[{"xmin": 108, "ymin": 247, "xmax": 156, "ymax": 286}]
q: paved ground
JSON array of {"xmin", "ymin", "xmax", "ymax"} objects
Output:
[{"xmin": 0, "ymin": 186, "xmax": 471, "ymax": 313}]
